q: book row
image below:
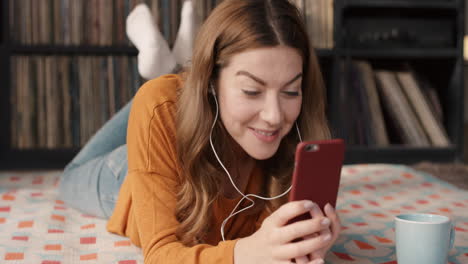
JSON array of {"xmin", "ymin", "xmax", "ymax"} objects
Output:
[
  {"xmin": 10, "ymin": 56, "xmax": 142, "ymax": 149},
  {"xmin": 340, "ymin": 60, "xmax": 450, "ymax": 147},
  {"xmin": 8, "ymin": 0, "xmax": 186, "ymax": 47},
  {"xmin": 8, "ymin": 0, "xmax": 334, "ymax": 49}
]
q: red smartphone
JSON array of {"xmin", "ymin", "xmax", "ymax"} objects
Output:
[{"xmin": 288, "ymin": 139, "xmax": 345, "ymax": 223}]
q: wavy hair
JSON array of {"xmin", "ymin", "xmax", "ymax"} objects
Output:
[{"xmin": 175, "ymin": 0, "xmax": 330, "ymax": 245}]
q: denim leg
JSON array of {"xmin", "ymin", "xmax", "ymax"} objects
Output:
[
  {"xmin": 65, "ymin": 99, "xmax": 132, "ymax": 171},
  {"xmin": 58, "ymin": 145, "xmax": 128, "ymax": 219},
  {"xmin": 59, "ymin": 99, "xmax": 131, "ymax": 218},
  {"xmin": 99, "ymin": 145, "xmax": 128, "ymax": 218}
]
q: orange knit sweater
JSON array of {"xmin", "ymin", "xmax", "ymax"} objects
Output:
[{"xmin": 106, "ymin": 74, "xmax": 270, "ymax": 264}]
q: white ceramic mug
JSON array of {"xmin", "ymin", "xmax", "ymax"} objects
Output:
[{"xmin": 395, "ymin": 213, "xmax": 455, "ymax": 264}]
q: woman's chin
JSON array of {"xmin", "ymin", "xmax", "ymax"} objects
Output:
[{"xmin": 245, "ymin": 146, "xmax": 279, "ymax": 161}]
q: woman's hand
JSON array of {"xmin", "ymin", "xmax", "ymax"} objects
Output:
[
  {"xmin": 234, "ymin": 200, "xmax": 336, "ymax": 264},
  {"xmin": 300, "ymin": 203, "xmax": 342, "ymax": 263}
]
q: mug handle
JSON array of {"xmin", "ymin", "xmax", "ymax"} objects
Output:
[{"xmin": 449, "ymin": 224, "xmax": 456, "ymax": 249}]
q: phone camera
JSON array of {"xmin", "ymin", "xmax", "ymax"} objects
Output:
[{"xmin": 305, "ymin": 144, "xmax": 319, "ymax": 152}]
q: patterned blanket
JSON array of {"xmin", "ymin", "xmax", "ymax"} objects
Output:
[
  {"xmin": 0, "ymin": 170, "xmax": 143, "ymax": 264},
  {"xmin": 0, "ymin": 164, "xmax": 467, "ymax": 264}
]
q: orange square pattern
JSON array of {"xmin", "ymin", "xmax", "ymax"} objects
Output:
[
  {"xmin": 5, "ymin": 252, "xmax": 24, "ymax": 260},
  {"xmin": 80, "ymin": 253, "xmax": 97, "ymax": 261},
  {"xmin": 51, "ymin": 214, "xmax": 65, "ymax": 222},
  {"xmin": 45, "ymin": 244, "xmax": 62, "ymax": 251},
  {"xmin": 81, "ymin": 224, "xmax": 95, "ymax": 230},
  {"xmin": 18, "ymin": 220, "xmax": 34, "ymax": 228}
]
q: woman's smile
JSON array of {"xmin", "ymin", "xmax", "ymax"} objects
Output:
[{"xmin": 249, "ymin": 127, "xmax": 280, "ymax": 143}]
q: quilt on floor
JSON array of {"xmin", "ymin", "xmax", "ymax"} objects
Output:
[
  {"xmin": 0, "ymin": 170, "xmax": 143, "ymax": 264},
  {"xmin": 0, "ymin": 164, "xmax": 467, "ymax": 264},
  {"xmin": 330, "ymin": 164, "xmax": 468, "ymax": 264}
]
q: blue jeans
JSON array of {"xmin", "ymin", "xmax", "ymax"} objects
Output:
[{"xmin": 58, "ymin": 100, "xmax": 132, "ymax": 219}]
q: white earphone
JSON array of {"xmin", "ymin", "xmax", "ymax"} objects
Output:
[{"xmin": 208, "ymin": 84, "xmax": 302, "ymax": 241}]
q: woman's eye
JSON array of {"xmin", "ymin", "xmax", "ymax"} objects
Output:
[
  {"xmin": 283, "ymin": 91, "xmax": 300, "ymax": 96},
  {"xmin": 242, "ymin": 90, "xmax": 261, "ymax": 96}
]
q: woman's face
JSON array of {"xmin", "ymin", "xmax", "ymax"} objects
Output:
[{"xmin": 216, "ymin": 45, "xmax": 303, "ymax": 160}]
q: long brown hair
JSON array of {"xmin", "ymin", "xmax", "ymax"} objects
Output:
[{"xmin": 175, "ymin": 0, "xmax": 330, "ymax": 245}]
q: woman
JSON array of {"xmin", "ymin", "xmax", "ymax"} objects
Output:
[{"xmin": 59, "ymin": 0, "xmax": 340, "ymax": 263}]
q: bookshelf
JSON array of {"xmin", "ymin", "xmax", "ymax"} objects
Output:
[
  {"xmin": 342, "ymin": 0, "xmax": 459, "ymax": 9},
  {"xmin": 0, "ymin": 0, "xmax": 145, "ymax": 169},
  {"xmin": 0, "ymin": 0, "xmax": 465, "ymax": 169},
  {"xmin": 11, "ymin": 46, "xmax": 138, "ymax": 56},
  {"xmin": 336, "ymin": 49, "xmax": 458, "ymax": 58},
  {"xmin": 333, "ymin": 0, "xmax": 465, "ymax": 164}
]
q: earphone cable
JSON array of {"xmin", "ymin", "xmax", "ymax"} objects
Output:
[{"xmin": 209, "ymin": 88, "xmax": 300, "ymax": 241}]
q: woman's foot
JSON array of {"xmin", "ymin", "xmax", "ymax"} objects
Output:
[
  {"xmin": 126, "ymin": 4, "xmax": 176, "ymax": 79},
  {"xmin": 172, "ymin": 0, "xmax": 195, "ymax": 66}
]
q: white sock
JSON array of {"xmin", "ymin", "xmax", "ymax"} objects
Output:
[
  {"xmin": 172, "ymin": 0, "xmax": 195, "ymax": 66},
  {"xmin": 126, "ymin": 4, "xmax": 176, "ymax": 79}
]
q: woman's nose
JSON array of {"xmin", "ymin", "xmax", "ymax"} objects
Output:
[{"xmin": 259, "ymin": 95, "xmax": 282, "ymax": 126}]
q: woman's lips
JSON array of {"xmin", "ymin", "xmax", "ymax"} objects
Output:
[{"xmin": 250, "ymin": 128, "xmax": 280, "ymax": 143}]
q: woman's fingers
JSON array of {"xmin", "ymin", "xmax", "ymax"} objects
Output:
[
  {"xmin": 310, "ymin": 203, "xmax": 331, "ymax": 243},
  {"xmin": 305, "ymin": 232, "xmax": 326, "ymax": 261},
  {"xmin": 268, "ymin": 200, "xmax": 316, "ymax": 227},
  {"xmin": 294, "ymin": 255, "xmax": 309, "ymax": 264},
  {"xmin": 277, "ymin": 217, "xmax": 330, "ymax": 243},
  {"xmin": 324, "ymin": 203, "xmax": 341, "ymax": 241},
  {"xmin": 261, "ymin": 201, "xmax": 341, "ymax": 262},
  {"xmin": 309, "ymin": 203, "xmax": 341, "ymax": 260},
  {"xmin": 276, "ymin": 232, "xmax": 332, "ymax": 259},
  {"xmin": 310, "ymin": 248, "xmax": 326, "ymax": 262},
  {"xmin": 309, "ymin": 258, "xmax": 325, "ymax": 264},
  {"xmin": 294, "ymin": 256, "xmax": 325, "ymax": 264},
  {"xmin": 307, "ymin": 204, "xmax": 339, "ymax": 261},
  {"xmin": 309, "ymin": 203, "xmax": 325, "ymax": 218}
]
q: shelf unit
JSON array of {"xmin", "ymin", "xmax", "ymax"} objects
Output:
[
  {"xmin": 0, "ymin": 0, "xmax": 142, "ymax": 169},
  {"xmin": 332, "ymin": 0, "xmax": 465, "ymax": 164},
  {"xmin": 342, "ymin": 0, "xmax": 459, "ymax": 9},
  {"xmin": 335, "ymin": 48, "xmax": 459, "ymax": 58},
  {"xmin": 346, "ymin": 146, "xmax": 459, "ymax": 164},
  {"xmin": 0, "ymin": 0, "xmax": 465, "ymax": 169},
  {"xmin": 11, "ymin": 46, "xmax": 139, "ymax": 55}
]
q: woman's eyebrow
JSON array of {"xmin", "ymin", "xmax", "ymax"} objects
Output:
[
  {"xmin": 236, "ymin": 71, "xmax": 266, "ymax": 85},
  {"xmin": 283, "ymin": 73, "xmax": 303, "ymax": 87},
  {"xmin": 236, "ymin": 70, "xmax": 302, "ymax": 87}
]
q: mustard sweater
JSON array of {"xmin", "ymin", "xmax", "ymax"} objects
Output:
[{"xmin": 106, "ymin": 74, "xmax": 270, "ymax": 264}]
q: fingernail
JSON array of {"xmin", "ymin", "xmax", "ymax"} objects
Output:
[
  {"xmin": 304, "ymin": 201, "xmax": 314, "ymax": 210},
  {"xmin": 321, "ymin": 218, "xmax": 330, "ymax": 226},
  {"xmin": 316, "ymin": 258, "xmax": 324, "ymax": 264},
  {"xmin": 325, "ymin": 203, "xmax": 335, "ymax": 213},
  {"xmin": 322, "ymin": 234, "xmax": 331, "ymax": 241},
  {"xmin": 312, "ymin": 203, "xmax": 321, "ymax": 214}
]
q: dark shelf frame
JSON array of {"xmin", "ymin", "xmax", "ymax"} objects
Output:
[
  {"xmin": 0, "ymin": 0, "xmax": 465, "ymax": 169},
  {"xmin": 0, "ymin": 0, "xmax": 11, "ymax": 169},
  {"xmin": 345, "ymin": 146, "xmax": 459, "ymax": 164},
  {"xmin": 337, "ymin": 48, "xmax": 458, "ymax": 59},
  {"xmin": 7, "ymin": 46, "xmax": 458, "ymax": 59},
  {"xmin": 316, "ymin": 48, "xmax": 335, "ymax": 58},
  {"xmin": 0, "ymin": 149, "xmax": 79, "ymax": 170},
  {"xmin": 10, "ymin": 45, "xmax": 138, "ymax": 56},
  {"xmin": 342, "ymin": 0, "xmax": 459, "ymax": 10}
]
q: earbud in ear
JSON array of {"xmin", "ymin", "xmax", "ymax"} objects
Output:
[{"xmin": 210, "ymin": 84, "xmax": 216, "ymax": 96}]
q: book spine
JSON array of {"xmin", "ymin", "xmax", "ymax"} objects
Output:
[{"xmin": 375, "ymin": 70, "xmax": 430, "ymax": 147}]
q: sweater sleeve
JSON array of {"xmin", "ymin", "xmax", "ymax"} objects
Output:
[
  {"xmin": 127, "ymin": 170, "xmax": 238, "ymax": 264},
  {"xmin": 108, "ymin": 76, "xmax": 239, "ymax": 264}
]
